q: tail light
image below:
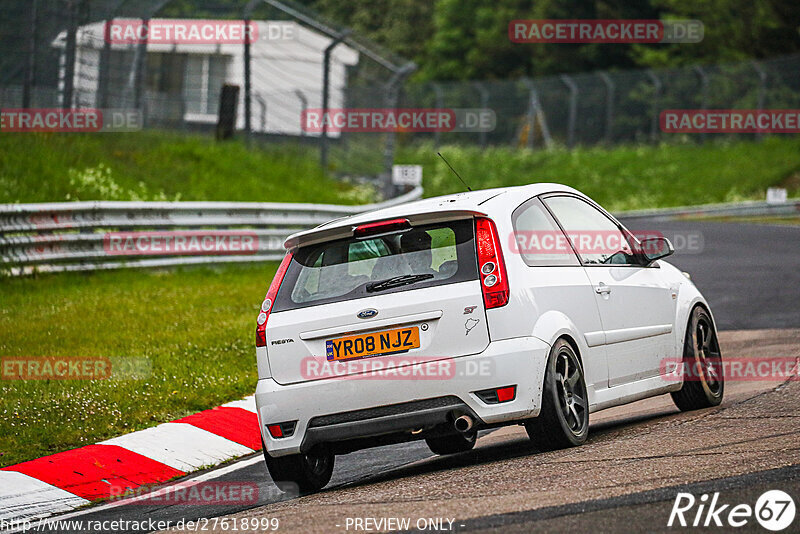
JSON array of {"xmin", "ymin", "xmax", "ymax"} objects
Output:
[
  {"xmin": 256, "ymin": 253, "xmax": 293, "ymax": 347},
  {"xmin": 475, "ymin": 217, "xmax": 509, "ymax": 309}
]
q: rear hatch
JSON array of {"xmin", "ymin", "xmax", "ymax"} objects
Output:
[{"xmin": 267, "ymin": 217, "xmax": 489, "ymax": 385}]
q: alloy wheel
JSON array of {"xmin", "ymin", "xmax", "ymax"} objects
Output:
[{"xmin": 555, "ymin": 348, "xmax": 588, "ymax": 434}]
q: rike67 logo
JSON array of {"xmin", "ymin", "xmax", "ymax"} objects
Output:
[{"xmin": 669, "ymin": 490, "xmax": 796, "ymax": 531}]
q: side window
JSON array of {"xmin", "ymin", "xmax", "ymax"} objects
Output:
[
  {"xmin": 543, "ymin": 196, "xmax": 639, "ymax": 266},
  {"xmin": 511, "ymin": 197, "xmax": 580, "ymax": 266}
]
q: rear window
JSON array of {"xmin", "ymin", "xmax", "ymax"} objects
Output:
[{"xmin": 273, "ymin": 219, "xmax": 478, "ymax": 311}]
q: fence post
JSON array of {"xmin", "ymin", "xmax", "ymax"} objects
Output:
[
  {"xmin": 242, "ymin": 1, "xmax": 261, "ymax": 143},
  {"xmin": 646, "ymin": 70, "xmax": 661, "ymax": 142},
  {"xmin": 243, "ymin": 18, "xmax": 252, "ymax": 141},
  {"xmin": 133, "ymin": 18, "xmax": 148, "ymax": 114},
  {"xmin": 98, "ymin": 21, "xmax": 112, "ymax": 108},
  {"xmin": 62, "ymin": 0, "xmax": 78, "ymax": 109},
  {"xmin": 22, "ymin": 0, "xmax": 39, "ymax": 108},
  {"xmin": 523, "ymin": 78, "xmax": 536, "ymax": 149},
  {"xmin": 382, "ymin": 62, "xmax": 416, "ymax": 198},
  {"xmin": 560, "ymin": 74, "xmax": 578, "ymax": 148},
  {"xmin": 473, "ymin": 82, "xmax": 489, "ymax": 148},
  {"xmin": 432, "ymin": 82, "xmax": 443, "ymax": 148},
  {"xmin": 132, "ymin": 0, "xmax": 170, "ymax": 122},
  {"xmin": 752, "ymin": 61, "xmax": 767, "ymax": 141},
  {"xmin": 98, "ymin": 0, "xmax": 127, "ymax": 109},
  {"xmin": 321, "ymin": 30, "xmax": 351, "ymax": 173},
  {"xmin": 598, "ymin": 72, "xmax": 614, "ymax": 145},
  {"xmin": 694, "ymin": 66, "xmax": 709, "ymax": 143},
  {"xmin": 295, "ymin": 89, "xmax": 307, "ymax": 137},
  {"xmin": 255, "ymin": 93, "xmax": 267, "ymax": 132}
]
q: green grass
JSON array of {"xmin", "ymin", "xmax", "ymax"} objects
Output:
[
  {"xmin": 398, "ymin": 137, "xmax": 800, "ymax": 211},
  {"xmin": 0, "ymin": 264, "xmax": 276, "ymax": 467},
  {"xmin": 4, "ymin": 131, "xmax": 798, "ymax": 211},
  {"xmin": 0, "ymin": 131, "xmax": 372, "ymax": 204}
]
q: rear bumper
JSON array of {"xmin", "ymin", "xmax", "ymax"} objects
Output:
[{"xmin": 255, "ymin": 336, "xmax": 550, "ymax": 457}]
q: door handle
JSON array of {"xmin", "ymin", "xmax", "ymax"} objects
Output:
[{"xmin": 595, "ymin": 284, "xmax": 611, "ymax": 295}]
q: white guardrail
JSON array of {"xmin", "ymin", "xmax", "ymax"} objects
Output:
[
  {"xmin": 0, "ymin": 187, "xmax": 423, "ymax": 275},
  {"xmin": 1, "ymin": 192, "xmax": 797, "ymax": 276}
]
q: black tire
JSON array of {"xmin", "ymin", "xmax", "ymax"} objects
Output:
[
  {"xmin": 671, "ymin": 306, "xmax": 724, "ymax": 411},
  {"xmin": 526, "ymin": 338, "xmax": 589, "ymax": 451},
  {"xmin": 262, "ymin": 441, "xmax": 334, "ymax": 493},
  {"xmin": 425, "ymin": 431, "xmax": 477, "ymax": 455}
]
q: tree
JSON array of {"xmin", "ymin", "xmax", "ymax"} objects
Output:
[
  {"xmin": 631, "ymin": 0, "xmax": 800, "ymax": 68},
  {"xmin": 310, "ymin": 0, "xmax": 434, "ymax": 69},
  {"xmin": 300, "ymin": 0, "xmax": 800, "ymax": 79}
]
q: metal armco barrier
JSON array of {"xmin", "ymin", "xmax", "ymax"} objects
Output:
[
  {"xmin": 617, "ymin": 199, "xmax": 800, "ymax": 221},
  {"xmin": 1, "ymin": 193, "xmax": 797, "ymax": 275},
  {"xmin": 0, "ymin": 187, "xmax": 422, "ymax": 275}
]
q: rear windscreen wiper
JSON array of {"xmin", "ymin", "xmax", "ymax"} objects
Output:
[{"xmin": 366, "ymin": 274, "xmax": 434, "ymax": 292}]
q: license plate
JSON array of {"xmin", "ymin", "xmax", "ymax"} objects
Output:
[{"xmin": 326, "ymin": 327, "xmax": 420, "ymax": 361}]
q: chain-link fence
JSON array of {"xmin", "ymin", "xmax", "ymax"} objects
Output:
[
  {"xmin": 0, "ymin": 0, "xmax": 413, "ymax": 185},
  {"xmin": 401, "ymin": 53, "xmax": 800, "ymax": 149},
  {"xmin": 2, "ymin": 1, "xmax": 800, "ymax": 186}
]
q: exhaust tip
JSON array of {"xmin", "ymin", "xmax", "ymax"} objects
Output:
[{"xmin": 454, "ymin": 414, "xmax": 474, "ymax": 433}]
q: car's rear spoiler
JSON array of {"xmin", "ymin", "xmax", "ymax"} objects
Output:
[{"xmin": 283, "ymin": 209, "xmax": 488, "ymax": 250}]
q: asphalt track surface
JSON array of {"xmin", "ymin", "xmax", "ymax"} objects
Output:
[
  {"xmin": 37, "ymin": 220, "xmax": 800, "ymax": 533},
  {"xmin": 621, "ymin": 219, "xmax": 800, "ymax": 330}
]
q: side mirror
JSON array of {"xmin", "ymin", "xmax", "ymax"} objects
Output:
[{"xmin": 639, "ymin": 237, "xmax": 674, "ymax": 264}]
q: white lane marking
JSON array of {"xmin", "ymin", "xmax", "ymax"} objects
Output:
[
  {"xmin": 0, "ymin": 471, "xmax": 90, "ymax": 521},
  {"xmin": 100, "ymin": 423, "xmax": 253, "ymax": 472},
  {"xmin": 221, "ymin": 396, "xmax": 257, "ymax": 413}
]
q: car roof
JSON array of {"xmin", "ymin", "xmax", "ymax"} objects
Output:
[{"xmin": 284, "ymin": 183, "xmax": 583, "ymax": 250}]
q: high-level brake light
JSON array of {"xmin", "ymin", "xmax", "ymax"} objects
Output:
[{"xmin": 353, "ymin": 218, "xmax": 411, "ymax": 238}]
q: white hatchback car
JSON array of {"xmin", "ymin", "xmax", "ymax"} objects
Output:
[{"xmin": 254, "ymin": 184, "xmax": 723, "ymax": 491}]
